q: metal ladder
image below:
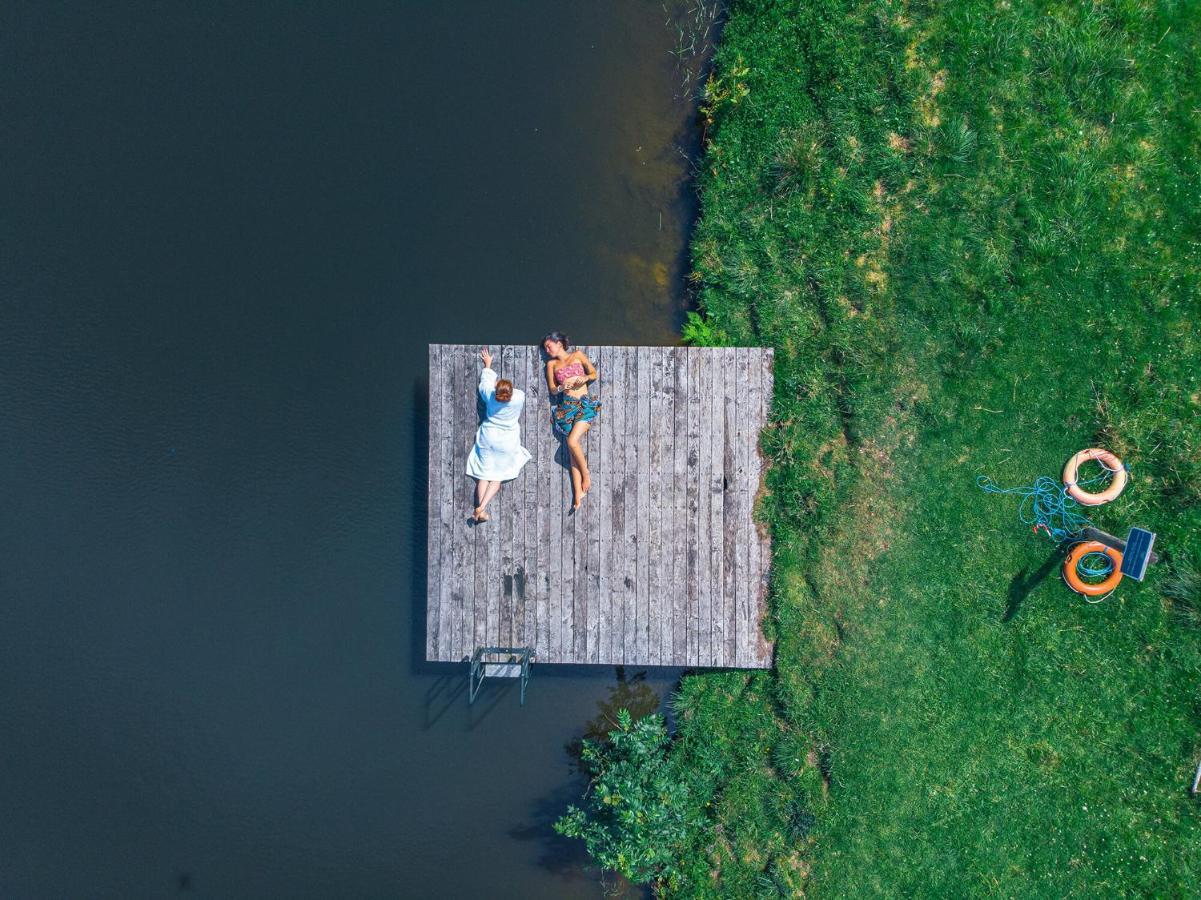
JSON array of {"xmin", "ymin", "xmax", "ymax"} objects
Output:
[{"xmin": 468, "ymin": 647, "xmax": 534, "ymax": 706}]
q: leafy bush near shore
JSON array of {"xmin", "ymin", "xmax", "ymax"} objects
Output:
[
  {"xmin": 563, "ymin": 0, "xmax": 1200, "ymax": 894},
  {"xmin": 556, "ymin": 711, "xmax": 699, "ymax": 886}
]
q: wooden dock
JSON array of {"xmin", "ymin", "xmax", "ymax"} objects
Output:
[{"xmin": 425, "ymin": 344, "xmax": 774, "ymax": 668}]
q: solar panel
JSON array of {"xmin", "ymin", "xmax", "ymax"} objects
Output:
[{"xmin": 1120, "ymin": 527, "xmax": 1156, "ymax": 582}]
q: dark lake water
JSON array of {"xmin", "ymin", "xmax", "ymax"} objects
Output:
[{"xmin": 1, "ymin": 3, "xmax": 715, "ymax": 896}]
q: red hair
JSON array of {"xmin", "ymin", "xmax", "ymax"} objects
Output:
[{"xmin": 495, "ymin": 379, "xmax": 514, "ymax": 402}]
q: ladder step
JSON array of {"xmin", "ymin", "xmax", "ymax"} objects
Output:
[{"xmin": 483, "ymin": 662, "xmax": 522, "ymax": 678}]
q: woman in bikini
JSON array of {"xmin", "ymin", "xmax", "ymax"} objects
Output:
[{"xmin": 542, "ymin": 331, "xmax": 600, "ymax": 510}]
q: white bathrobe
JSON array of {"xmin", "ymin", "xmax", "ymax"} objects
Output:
[{"xmin": 465, "ymin": 368, "xmax": 532, "ymax": 481}]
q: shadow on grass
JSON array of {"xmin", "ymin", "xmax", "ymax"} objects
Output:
[{"xmin": 1004, "ymin": 545, "xmax": 1067, "ymax": 622}]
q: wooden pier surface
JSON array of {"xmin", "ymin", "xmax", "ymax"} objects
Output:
[{"xmin": 426, "ymin": 344, "xmax": 774, "ymax": 668}]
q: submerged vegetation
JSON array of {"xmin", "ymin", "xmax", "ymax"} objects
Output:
[{"xmin": 564, "ymin": 0, "xmax": 1201, "ymax": 893}]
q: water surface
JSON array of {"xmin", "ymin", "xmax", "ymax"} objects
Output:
[{"xmin": 0, "ymin": 2, "xmax": 712, "ymax": 896}]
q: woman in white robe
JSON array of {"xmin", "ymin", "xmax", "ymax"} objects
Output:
[{"xmin": 466, "ymin": 347, "xmax": 531, "ymax": 522}]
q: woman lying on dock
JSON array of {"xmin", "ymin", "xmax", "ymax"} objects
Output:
[
  {"xmin": 466, "ymin": 347, "xmax": 531, "ymax": 522},
  {"xmin": 543, "ymin": 331, "xmax": 600, "ymax": 510}
]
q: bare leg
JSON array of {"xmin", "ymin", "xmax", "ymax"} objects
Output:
[
  {"xmin": 475, "ymin": 479, "xmax": 502, "ymax": 520},
  {"xmin": 566, "ymin": 422, "xmax": 592, "ymax": 504},
  {"xmin": 569, "ymin": 463, "xmax": 583, "ymax": 509},
  {"xmin": 473, "ymin": 479, "xmax": 489, "ymax": 520},
  {"xmin": 481, "ymin": 479, "xmax": 502, "ymax": 508}
]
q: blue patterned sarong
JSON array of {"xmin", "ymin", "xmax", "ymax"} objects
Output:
[{"xmin": 553, "ymin": 395, "xmax": 601, "ymax": 436}]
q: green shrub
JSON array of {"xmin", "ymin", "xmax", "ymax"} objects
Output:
[
  {"xmin": 554, "ymin": 710, "xmax": 698, "ymax": 888},
  {"xmin": 680, "ymin": 310, "xmax": 725, "ymax": 346}
]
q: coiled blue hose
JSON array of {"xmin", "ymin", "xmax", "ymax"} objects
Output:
[
  {"xmin": 1077, "ymin": 550, "xmax": 1115, "ymax": 577},
  {"xmin": 975, "ymin": 473, "xmax": 1093, "ymax": 542}
]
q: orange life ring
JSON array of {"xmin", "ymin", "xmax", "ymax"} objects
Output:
[
  {"xmin": 1062, "ymin": 541, "xmax": 1123, "ymax": 596},
  {"xmin": 1063, "ymin": 447, "xmax": 1127, "ymax": 506}
]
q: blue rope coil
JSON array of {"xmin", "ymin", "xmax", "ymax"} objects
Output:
[
  {"xmin": 975, "ymin": 473, "xmax": 1096, "ymax": 542},
  {"xmin": 1077, "ymin": 550, "xmax": 1115, "ymax": 578}
]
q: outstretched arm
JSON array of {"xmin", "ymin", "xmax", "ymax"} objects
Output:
[
  {"xmin": 478, "ymin": 348, "xmax": 497, "ymax": 400},
  {"xmin": 478, "ymin": 366, "xmax": 497, "ymax": 400}
]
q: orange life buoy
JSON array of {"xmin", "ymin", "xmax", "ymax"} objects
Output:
[
  {"xmin": 1063, "ymin": 447, "xmax": 1127, "ymax": 506},
  {"xmin": 1062, "ymin": 541, "xmax": 1123, "ymax": 596}
]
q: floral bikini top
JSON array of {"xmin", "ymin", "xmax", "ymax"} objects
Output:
[{"xmin": 554, "ymin": 361, "xmax": 585, "ymax": 384}]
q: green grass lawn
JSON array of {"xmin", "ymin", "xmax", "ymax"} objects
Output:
[{"xmin": 567, "ymin": 0, "xmax": 1200, "ymax": 894}]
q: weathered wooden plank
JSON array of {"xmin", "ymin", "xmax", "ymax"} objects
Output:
[
  {"xmin": 708, "ymin": 348, "xmax": 727, "ymax": 667},
  {"xmin": 468, "ymin": 346, "xmax": 484, "ymax": 658},
  {"xmin": 495, "ymin": 344, "xmax": 513, "ymax": 646},
  {"xmin": 440, "ymin": 346, "xmax": 455, "ymax": 662},
  {"xmin": 671, "ymin": 347, "xmax": 689, "ymax": 665},
  {"xmin": 545, "ymin": 348, "xmax": 562, "ymax": 658},
  {"xmin": 746, "ymin": 348, "xmax": 762, "ymax": 666},
  {"xmin": 605, "ymin": 343, "xmax": 624, "ymax": 668},
  {"xmin": 470, "ymin": 347, "xmax": 489, "ymax": 657},
  {"xmin": 456, "ymin": 345, "xmax": 477, "ymax": 661},
  {"xmin": 439, "ymin": 343, "xmax": 460, "ymax": 661},
  {"xmin": 610, "ymin": 348, "xmax": 629, "ymax": 663},
  {"xmin": 609, "ymin": 344, "xmax": 626, "ymax": 667},
  {"xmin": 474, "ymin": 344, "xmax": 491, "ymax": 659},
  {"xmin": 746, "ymin": 348, "xmax": 764, "ymax": 666},
  {"xmin": 577, "ymin": 345, "xmax": 598, "ymax": 662},
  {"xmin": 487, "ymin": 348, "xmax": 501, "ymax": 648},
  {"xmin": 722, "ymin": 348, "xmax": 738, "ymax": 667},
  {"xmin": 506, "ymin": 345, "xmax": 525, "ymax": 647},
  {"xmin": 704, "ymin": 350, "xmax": 718, "ymax": 665},
  {"xmin": 686, "ymin": 347, "xmax": 702, "ymax": 665},
  {"xmin": 646, "ymin": 348, "xmax": 665, "ymax": 667},
  {"xmin": 654, "ymin": 349, "xmax": 672, "ymax": 665},
  {"xmin": 754, "ymin": 349, "xmax": 774, "ymax": 666},
  {"xmin": 598, "ymin": 347, "xmax": 615, "ymax": 665},
  {"xmin": 571, "ymin": 458, "xmax": 586, "ymax": 665},
  {"xmin": 698, "ymin": 348, "xmax": 712, "ymax": 666},
  {"xmin": 736, "ymin": 350, "xmax": 754, "ymax": 667},
  {"xmin": 535, "ymin": 348, "xmax": 552, "ymax": 658},
  {"xmin": 707, "ymin": 349, "xmax": 721, "ymax": 666},
  {"xmin": 730, "ymin": 349, "xmax": 746, "ymax": 667},
  {"xmin": 559, "ymin": 357, "xmax": 576, "ymax": 665},
  {"xmin": 606, "ymin": 345, "xmax": 620, "ymax": 665},
  {"xmin": 570, "ymin": 348, "xmax": 588, "ymax": 664},
  {"xmin": 519, "ymin": 344, "xmax": 539, "ymax": 650},
  {"xmin": 743, "ymin": 349, "xmax": 755, "ymax": 666},
  {"xmin": 444, "ymin": 345, "xmax": 462, "ymax": 661},
  {"xmin": 586, "ymin": 345, "xmax": 605, "ymax": 664},
  {"xmin": 426, "ymin": 345, "xmax": 442, "ymax": 659},
  {"xmin": 699, "ymin": 349, "xmax": 715, "ymax": 666},
  {"xmin": 635, "ymin": 346, "xmax": 652, "ymax": 666},
  {"xmin": 559, "ymin": 379, "xmax": 575, "ymax": 667},
  {"xmin": 551, "ymin": 346, "xmax": 567, "ymax": 664},
  {"xmin": 624, "ymin": 348, "xmax": 641, "ymax": 665},
  {"xmin": 591, "ymin": 346, "xmax": 609, "ymax": 664}
]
